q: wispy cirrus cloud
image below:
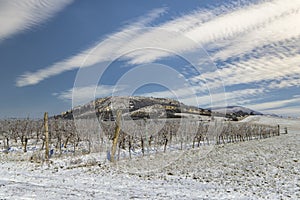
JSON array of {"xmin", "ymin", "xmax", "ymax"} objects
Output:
[
  {"xmin": 247, "ymin": 97, "xmax": 300, "ymax": 112},
  {"xmin": 16, "ymin": 7, "xmax": 166, "ymax": 87},
  {"xmin": 0, "ymin": 0, "xmax": 73, "ymax": 42},
  {"xmin": 17, "ymin": 0, "xmax": 300, "ymax": 87},
  {"xmin": 269, "ymin": 75, "xmax": 300, "ymax": 89},
  {"xmin": 262, "ymin": 106, "xmax": 300, "ymax": 117},
  {"xmin": 192, "ymin": 53, "xmax": 300, "ymax": 90},
  {"xmin": 53, "ymin": 85, "xmax": 127, "ymax": 105},
  {"xmin": 211, "ymin": 8, "xmax": 300, "ymax": 61},
  {"xmin": 127, "ymin": 0, "xmax": 300, "ymax": 64}
]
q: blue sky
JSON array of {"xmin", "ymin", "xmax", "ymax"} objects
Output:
[{"xmin": 0, "ymin": 0, "xmax": 299, "ymax": 118}]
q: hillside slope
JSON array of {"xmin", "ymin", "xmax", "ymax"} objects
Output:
[{"xmin": 56, "ymin": 96, "xmax": 211, "ymax": 120}]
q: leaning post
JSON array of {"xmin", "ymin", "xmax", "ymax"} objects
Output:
[
  {"xmin": 44, "ymin": 112, "xmax": 49, "ymax": 162},
  {"xmin": 110, "ymin": 110, "xmax": 122, "ymax": 162}
]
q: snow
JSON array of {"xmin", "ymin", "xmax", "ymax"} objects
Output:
[
  {"xmin": 210, "ymin": 106, "xmax": 262, "ymax": 115},
  {"xmin": 241, "ymin": 115, "xmax": 299, "ymax": 132},
  {"xmin": 0, "ymin": 115, "xmax": 299, "ymax": 199}
]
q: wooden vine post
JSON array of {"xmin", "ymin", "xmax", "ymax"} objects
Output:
[
  {"xmin": 110, "ymin": 110, "xmax": 122, "ymax": 162},
  {"xmin": 44, "ymin": 112, "xmax": 49, "ymax": 162}
]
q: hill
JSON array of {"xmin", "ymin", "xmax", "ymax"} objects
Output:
[
  {"xmin": 55, "ymin": 97, "xmax": 263, "ymax": 121},
  {"xmin": 208, "ymin": 105, "xmax": 262, "ymax": 120},
  {"xmin": 55, "ymin": 96, "xmax": 212, "ymax": 120}
]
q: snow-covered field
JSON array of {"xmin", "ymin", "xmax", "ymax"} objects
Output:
[{"xmin": 0, "ymin": 116, "xmax": 299, "ymax": 199}]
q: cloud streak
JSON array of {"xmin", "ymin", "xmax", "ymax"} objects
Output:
[
  {"xmin": 53, "ymin": 85, "xmax": 127, "ymax": 105},
  {"xmin": 247, "ymin": 97, "xmax": 300, "ymax": 111},
  {"xmin": 193, "ymin": 53, "xmax": 300, "ymax": 90},
  {"xmin": 16, "ymin": 7, "xmax": 166, "ymax": 87},
  {"xmin": 0, "ymin": 0, "xmax": 73, "ymax": 42}
]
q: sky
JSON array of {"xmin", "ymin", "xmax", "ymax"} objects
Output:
[{"xmin": 0, "ymin": 0, "xmax": 299, "ymax": 118}]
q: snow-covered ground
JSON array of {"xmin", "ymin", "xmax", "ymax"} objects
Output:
[{"xmin": 0, "ymin": 115, "xmax": 299, "ymax": 199}]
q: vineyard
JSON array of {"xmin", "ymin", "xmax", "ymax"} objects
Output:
[{"xmin": 0, "ymin": 113, "xmax": 280, "ymax": 163}]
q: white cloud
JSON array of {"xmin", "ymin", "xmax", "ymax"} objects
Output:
[
  {"xmin": 53, "ymin": 85, "xmax": 127, "ymax": 105},
  {"xmin": 0, "ymin": 0, "xmax": 73, "ymax": 42},
  {"xmin": 212, "ymin": 9, "xmax": 300, "ymax": 61},
  {"xmin": 247, "ymin": 97, "xmax": 300, "ymax": 111},
  {"xmin": 185, "ymin": 0, "xmax": 300, "ymax": 44},
  {"xmin": 262, "ymin": 106, "xmax": 300, "ymax": 117},
  {"xmin": 194, "ymin": 88, "xmax": 266, "ymax": 108},
  {"xmin": 191, "ymin": 52, "xmax": 300, "ymax": 92},
  {"xmin": 269, "ymin": 74, "xmax": 300, "ymax": 89},
  {"xmin": 16, "ymin": 7, "xmax": 166, "ymax": 87}
]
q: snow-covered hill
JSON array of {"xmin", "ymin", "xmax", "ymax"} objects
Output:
[
  {"xmin": 56, "ymin": 96, "xmax": 212, "ymax": 120},
  {"xmin": 209, "ymin": 106, "xmax": 262, "ymax": 115},
  {"xmin": 56, "ymin": 96, "xmax": 265, "ymax": 121},
  {"xmin": 241, "ymin": 115, "xmax": 300, "ymax": 132}
]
